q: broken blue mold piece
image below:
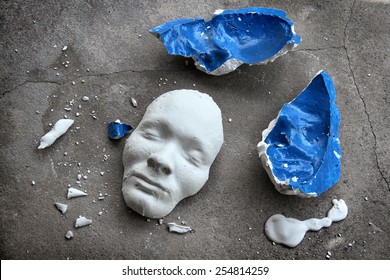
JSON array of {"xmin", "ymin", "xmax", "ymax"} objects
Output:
[
  {"xmin": 257, "ymin": 71, "xmax": 342, "ymax": 197},
  {"xmin": 108, "ymin": 120, "xmax": 133, "ymax": 140},
  {"xmin": 150, "ymin": 7, "xmax": 301, "ymax": 75}
]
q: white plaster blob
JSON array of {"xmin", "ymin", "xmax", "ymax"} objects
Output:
[
  {"xmin": 54, "ymin": 202, "xmax": 68, "ymax": 214},
  {"xmin": 38, "ymin": 119, "xmax": 74, "ymax": 149},
  {"xmin": 67, "ymin": 187, "xmax": 87, "ymax": 199},
  {"xmin": 75, "ymin": 216, "xmax": 92, "ymax": 228},
  {"xmin": 122, "ymin": 89, "xmax": 224, "ymax": 218},
  {"xmin": 167, "ymin": 222, "xmax": 192, "ymax": 234},
  {"xmin": 264, "ymin": 199, "xmax": 348, "ymax": 247}
]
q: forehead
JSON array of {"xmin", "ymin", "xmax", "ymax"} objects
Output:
[{"xmin": 141, "ymin": 90, "xmax": 223, "ymax": 146}]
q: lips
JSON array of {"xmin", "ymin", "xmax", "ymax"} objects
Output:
[{"xmin": 132, "ymin": 172, "xmax": 168, "ymax": 194}]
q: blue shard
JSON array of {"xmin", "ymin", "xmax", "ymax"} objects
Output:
[
  {"xmin": 257, "ymin": 71, "xmax": 342, "ymax": 197},
  {"xmin": 108, "ymin": 120, "xmax": 133, "ymax": 140},
  {"xmin": 150, "ymin": 7, "xmax": 301, "ymax": 75}
]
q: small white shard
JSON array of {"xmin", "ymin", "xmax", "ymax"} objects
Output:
[
  {"xmin": 82, "ymin": 96, "xmax": 89, "ymax": 101},
  {"xmin": 334, "ymin": 150, "xmax": 341, "ymax": 159},
  {"xmin": 54, "ymin": 202, "xmax": 68, "ymax": 214},
  {"xmin": 38, "ymin": 119, "xmax": 74, "ymax": 149},
  {"xmin": 167, "ymin": 222, "xmax": 192, "ymax": 234},
  {"xmin": 65, "ymin": 230, "xmax": 73, "ymax": 239},
  {"xmin": 67, "ymin": 187, "xmax": 87, "ymax": 199},
  {"xmin": 75, "ymin": 216, "xmax": 92, "ymax": 228},
  {"xmin": 62, "ymin": 46, "xmax": 68, "ymax": 51},
  {"xmin": 131, "ymin": 97, "xmax": 138, "ymax": 108},
  {"xmin": 31, "ymin": 181, "xmax": 36, "ymax": 186},
  {"xmin": 159, "ymin": 218, "xmax": 164, "ymax": 225},
  {"xmin": 214, "ymin": 9, "xmax": 224, "ymax": 15}
]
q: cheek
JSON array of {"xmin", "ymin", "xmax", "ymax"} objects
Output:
[
  {"xmin": 177, "ymin": 164, "xmax": 210, "ymax": 197},
  {"xmin": 123, "ymin": 134, "xmax": 152, "ymax": 166}
]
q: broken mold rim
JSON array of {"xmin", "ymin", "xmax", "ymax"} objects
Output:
[
  {"xmin": 257, "ymin": 70, "xmax": 341, "ymax": 197},
  {"xmin": 151, "ymin": 7, "xmax": 301, "ymax": 44},
  {"xmin": 149, "ymin": 7, "xmax": 301, "ymax": 73}
]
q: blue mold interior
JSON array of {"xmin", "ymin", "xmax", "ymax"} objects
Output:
[
  {"xmin": 150, "ymin": 7, "xmax": 301, "ymax": 73},
  {"xmin": 264, "ymin": 71, "xmax": 341, "ymax": 195},
  {"xmin": 108, "ymin": 121, "xmax": 133, "ymax": 140}
]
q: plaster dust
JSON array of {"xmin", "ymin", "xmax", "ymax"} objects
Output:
[
  {"xmin": 38, "ymin": 119, "xmax": 74, "ymax": 149},
  {"xmin": 265, "ymin": 199, "xmax": 348, "ymax": 247}
]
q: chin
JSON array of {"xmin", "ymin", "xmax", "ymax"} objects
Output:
[{"xmin": 122, "ymin": 185, "xmax": 175, "ymax": 218}]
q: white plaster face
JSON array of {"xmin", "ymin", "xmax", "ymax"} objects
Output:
[{"xmin": 122, "ymin": 89, "xmax": 224, "ymax": 218}]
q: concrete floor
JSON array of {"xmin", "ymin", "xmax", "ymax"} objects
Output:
[{"xmin": 0, "ymin": 0, "xmax": 389, "ymax": 260}]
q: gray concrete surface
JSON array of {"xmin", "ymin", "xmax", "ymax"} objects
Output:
[{"xmin": 0, "ymin": 0, "xmax": 389, "ymax": 260}]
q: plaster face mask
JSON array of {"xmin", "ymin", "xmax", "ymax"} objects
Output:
[{"xmin": 122, "ymin": 89, "xmax": 224, "ymax": 218}]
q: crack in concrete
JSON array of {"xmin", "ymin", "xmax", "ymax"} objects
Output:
[
  {"xmin": 1, "ymin": 80, "xmax": 62, "ymax": 97},
  {"xmin": 1, "ymin": 68, "xmax": 187, "ymax": 97},
  {"xmin": 293, "ymin": 46, "xmax": 344, "ymax": 53},
  {"xmin": 343, "ymin": 0, "xmax": 390, "ymax": 191}
]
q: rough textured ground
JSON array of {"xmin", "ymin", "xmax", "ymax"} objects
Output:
[{"xmin": 0, "ymin": 0, "xmax": 389, "ymax": 260}]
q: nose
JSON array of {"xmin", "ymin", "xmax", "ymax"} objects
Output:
[{"xmin": 147, "ymin": 143, "xmax": 176, "ymax": 175}]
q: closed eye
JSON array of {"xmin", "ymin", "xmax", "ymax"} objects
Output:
[
  {"xmin": 186, "ymin": 149, "xmax": 204, "ymax": 166},
  {"xmin": 187, "ymin": 155, "xmax": 201, "ymax": 166},
  {"xmin": 142, "ymin": 129, "xmax": 161, "ymax": 140}
]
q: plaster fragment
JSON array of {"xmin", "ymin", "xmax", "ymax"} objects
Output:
[
  {"xmin": 65, "ymin": 230, "xmax": 73, "ymax": 239},
  {"xmin": 38, "ymin": 119, "xmax": 74, "ymax": 149},
  {"xmin": 67, "ymin": 187, "xmax": 87, "ymax": 199},
  {"xmin": 54, "ymin": 202, "xmax": 68, "ymax": 214},
  {"xmin": 131, "ymin": 97, "xmax": 138, "ymax": 108},
  {"xmin": 75, "ymin": 216, "xmax": 92, "ymax": 228},
  {"xmin": 108, "ymin": 119, "xmax": 133, "ymax": 140},
  {"xmin": 167, "ymin": 222, "xmax": 192, "ymax": 234}
]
